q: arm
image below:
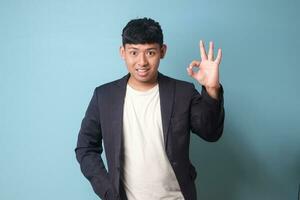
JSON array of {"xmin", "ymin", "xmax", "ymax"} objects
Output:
[
  {"xmin": 187, "ymin": 40, "xmax": 225, "ymax": 141},
  {"xmin": 75, "ymin": 88, "xmax": 114, "ymax": 199},
  {"xmin": 190, "ymin": 84, "xmax": 225, "ymax": 141}
]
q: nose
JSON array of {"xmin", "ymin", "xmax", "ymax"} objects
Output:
[{"xmin": 138, "ymin": 53, "xmax": 148, "ymax": 67}]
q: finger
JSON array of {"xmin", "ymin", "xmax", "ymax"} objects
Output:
[
  {"xmin": 215, "ymin": 48, "xmax": 222, "ymax": 65},
  {"xmin": 189, "ymin": 60, "xmax": 201, "ymax": 69},
  {"xmin": 208, "ymin": 41, "xmax": 214, "ymax": 61},
  {"xmin": 199, "ymin": 40, "xmax": 208, "ymax": 60},
  {"xmin": 186, "ymin": 67, "xmax": 194, "ymax": 77},
  {"xmin": 187, "ymin": 67, "xmax": 200, "ymax": 80},
  {"xmin": 187, "ymin": 60, "xmax": 200, "ymax": 78}
]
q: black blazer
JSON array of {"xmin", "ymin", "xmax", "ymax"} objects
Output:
[{"xmin": 75, "ymin": 72, "xmax": 225, "ymax": 200}]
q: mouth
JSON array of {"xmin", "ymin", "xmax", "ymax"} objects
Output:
[{"xmin": 135, "ymin": 68, "xmax": 150, "ymax": 77}]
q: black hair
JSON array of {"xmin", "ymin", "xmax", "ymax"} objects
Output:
[{"xmin": 122, "ymin": 17, "xmax": 163, "ymax": 46}]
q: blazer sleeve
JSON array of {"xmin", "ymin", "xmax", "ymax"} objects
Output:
[
  {"xmin": 190, "ymin": 84, "xmax": 225, "ymax": 142},
  {"xmin": 75, "ymin": 88, "xmax": 114, "ymax": 199}
]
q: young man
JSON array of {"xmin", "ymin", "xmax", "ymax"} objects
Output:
[{"xmin": 75, "ymin": 18, "xmax": 225, "ymax": 200}]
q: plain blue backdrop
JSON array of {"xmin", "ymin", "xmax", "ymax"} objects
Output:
[{"xmin": 1, "ymin": 0, "xmax": 299, "ymax": 199}]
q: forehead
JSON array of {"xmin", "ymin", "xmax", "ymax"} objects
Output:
[{"xmin": 124, "ymin": 43, "xmax": 161, "ymax": 50}]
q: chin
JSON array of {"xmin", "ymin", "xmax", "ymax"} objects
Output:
[
  {"xmin": 131, "ymin": 72, "xmax": 153, "ymax": 82},
  {"xmin": 136, "ymin": 77, "xmax": 152, "ymax": 83}
]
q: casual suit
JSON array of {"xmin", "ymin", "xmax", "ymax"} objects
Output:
[{"xmin": 75, "ymin": 72, "xmax": 225, "ymax": 200}]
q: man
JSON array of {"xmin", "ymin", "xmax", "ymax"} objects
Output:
[{"xmin": 75, "ymin": 17, "xmax": 225, "ymax": 200}]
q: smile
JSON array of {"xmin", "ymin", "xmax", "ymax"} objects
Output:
[
  {"xmin": 135, "ymin": 68, "xmax": 150, "ymax": 77},
  {"xmin": 136, "ymin": 68, "xmax": 150, "ymax": 72}
]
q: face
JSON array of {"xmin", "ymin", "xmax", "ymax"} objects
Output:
[{"xmin": 120, "ymin": 43, "xmax": 167, "ymax": 87}]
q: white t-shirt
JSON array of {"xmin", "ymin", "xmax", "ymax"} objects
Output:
[{"xmin": 121, "ymin": 83, "xmax": 184, "ymax": 200}]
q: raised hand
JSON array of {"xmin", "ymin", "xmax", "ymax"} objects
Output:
[{"xmin": 187, "ymin": 40, "xmax": 222, "ymax": 99}]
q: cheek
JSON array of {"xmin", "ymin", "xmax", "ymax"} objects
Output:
[
  {"xmin": 150, "ymin": 58, "xmax": 160, "ymax": 68},
  {"xmin": 124, "ymin": 59, "xmax": 136, "ymax": 68}
]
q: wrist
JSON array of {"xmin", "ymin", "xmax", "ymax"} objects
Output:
[{"xmin": 205, "ymin": 85, "xmax": 220, "ymax": 100}]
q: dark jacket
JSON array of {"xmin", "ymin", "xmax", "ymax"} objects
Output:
[{"xmin": 75, "ymin": 72, "xmax": 225, "ymax": 200}]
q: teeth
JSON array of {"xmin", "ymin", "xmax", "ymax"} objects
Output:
[{"xmin": 137, "ymin": 69, "xmax": 148, "ymax": 72}]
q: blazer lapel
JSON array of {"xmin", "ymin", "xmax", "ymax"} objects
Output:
[
  {"xmin": 113, "ymin": 74, "xmax": 130, "ymax": 165},
  {"xmin": 158, "ymin": 72, "xmax": 175, "ymax": 150}
]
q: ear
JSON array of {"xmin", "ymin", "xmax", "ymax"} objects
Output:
[
  {"xmin": 120, "ymin": 45, "xmax": 125, "ymax": 59},
  {"xmin": 160, "ymin": 44, "xmax": 167, "ymax": 59}
]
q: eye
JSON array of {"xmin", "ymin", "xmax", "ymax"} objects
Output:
[
  {"xmin": 129, "ymin": 51, "xmax": 138, "ymax": 56},
  {"xmin": 147, "ymin": 51, "xmax": 156, "ymax": 56}
]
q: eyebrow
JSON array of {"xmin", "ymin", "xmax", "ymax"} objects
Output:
[{"xmin": 127, "ymin": 47, "xmax": 158, "ymax": 51}]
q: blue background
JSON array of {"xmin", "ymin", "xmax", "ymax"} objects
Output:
[{"xmin": 1, "ymin": 0, "xmax": 299, "ymax": 199}]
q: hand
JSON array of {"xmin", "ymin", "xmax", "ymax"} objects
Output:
[{"xmin": 187, "ymin": 40, "xmax": 222, "ymax": 90}]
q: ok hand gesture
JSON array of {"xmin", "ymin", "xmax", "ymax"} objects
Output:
[{"xmin": 187, "ymin": 40, "xmax": 222, "ymax": 99}]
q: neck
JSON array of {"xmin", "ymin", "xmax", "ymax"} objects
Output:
[{"xmin": 128, "ymin": 75, "xmax": 158, "ymax": 91}]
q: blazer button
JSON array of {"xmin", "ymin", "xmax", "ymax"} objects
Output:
[{"xmin": 172, "ymin": 162, "xmax": 178, "ymax": 166}]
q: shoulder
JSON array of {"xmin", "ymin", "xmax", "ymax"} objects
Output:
[
  {"xmin": 159, "ymin": 73, "xmax": 195, "ymax": 90},
  {"xmin": 94, "ymin": 74, "xmax": 129, "ymax": 94}
]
